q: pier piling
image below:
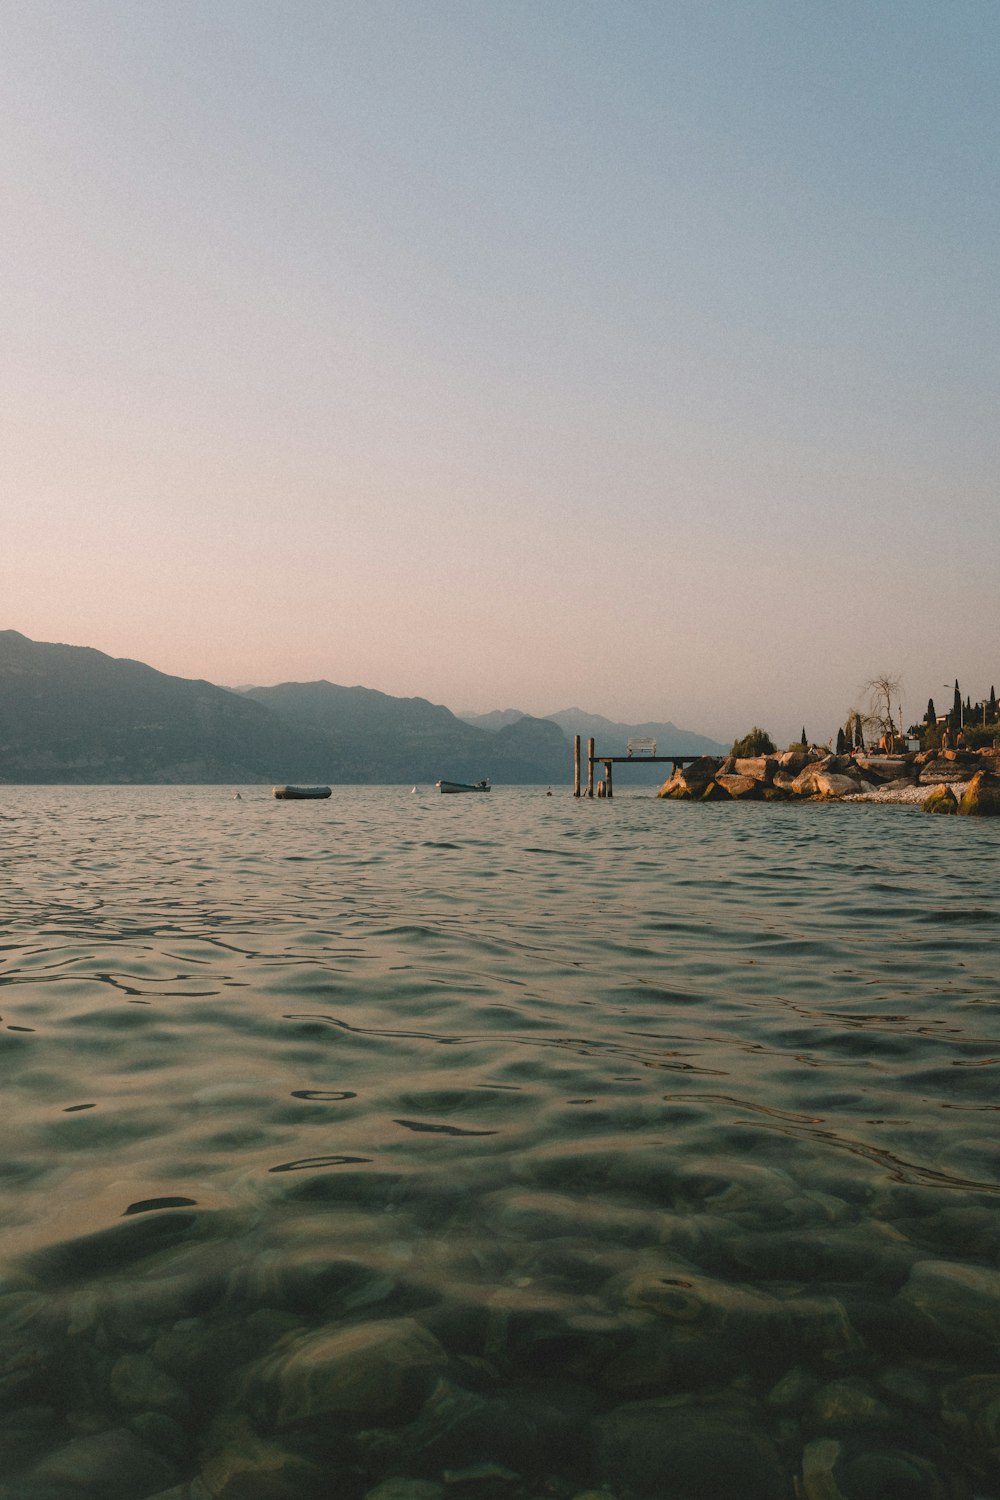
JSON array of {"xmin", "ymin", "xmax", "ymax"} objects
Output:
[{"xmin": 573, "ymin": 737, "xmax": 707, "ymax": 796}]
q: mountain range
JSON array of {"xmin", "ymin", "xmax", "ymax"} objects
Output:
[{"xmin": 0, "ymin": 631, "xmax": 726, "ymax": 784}]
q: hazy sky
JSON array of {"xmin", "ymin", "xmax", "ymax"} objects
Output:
[{"xmin": 3, "ymin": 1, "xmax": 997, "ymax": 744}]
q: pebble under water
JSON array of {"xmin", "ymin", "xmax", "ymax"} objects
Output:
[{"xmin": 1, "ymin": 783, "xmax": 999, "ymax": 1500}]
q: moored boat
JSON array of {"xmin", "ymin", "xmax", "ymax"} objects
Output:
[
  {"xmin": 435, "ymin": 779, "xmax": 491, "ymax": 794},
  {"xmin": 272, "ymin": 785, "xmax": 332, "ymax": 799}
]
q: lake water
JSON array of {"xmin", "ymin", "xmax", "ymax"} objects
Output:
[{"xmin": 1, "ymin": 785, "xmax": 999, "ymax": 1500}]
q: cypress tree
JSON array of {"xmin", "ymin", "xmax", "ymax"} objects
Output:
[
  {"xmin": 925, "ymin": 697, "xmax": 936, "ymax": 726},
  {"xmin": 800, "ymin": 726, "xmax": 807, "ymax": 746},
  {"xmin": 989, "ymin": 686, "xmax": 997, "ymax": 723},
  {"xmin": 836, "ymin": 726, "xmax": 846, "ymax": 754},
  {"xmin": 951, "ymin": 680, "xmax": 962, "ymax": 732}
]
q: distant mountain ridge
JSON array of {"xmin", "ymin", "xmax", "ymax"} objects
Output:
[
  {"xmin": 0, "ymin": 631, "xmax": 725, "ymax": 784},
  {"xmin": 460, "ymin": 705, "xmax": 727, "ymax": 768},
  {"xmin": 243, "ymin": 682, "xmax": 567, "ymax": 784},
  {"xmin": 0, "ymin": 630, "xmax": 336, "ymax": 784}
]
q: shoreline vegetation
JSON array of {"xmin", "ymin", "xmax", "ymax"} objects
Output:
[{"xmin": 656, "ymin": 747, "xmax": 1000, "ymax": 815}]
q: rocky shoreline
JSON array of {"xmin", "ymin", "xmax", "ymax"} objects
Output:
[{"xmin": 656, "ymin": 748, "xmax": 1000, "ymax": 814}]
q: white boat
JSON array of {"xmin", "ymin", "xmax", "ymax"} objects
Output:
[{"xmin": 435, "ymin": 779, "xmax": 491, "ymax": 794}]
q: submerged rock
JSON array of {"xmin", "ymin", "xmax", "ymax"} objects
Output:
[
  {"xmin": 595, "ymin": 1398, "xmax": 789, "ymax": 1500},
  {"xmin": 109, "ymin": 1352, "xmax": 190, "ymax": 1424},
  {"xmin": 606, "ymin": 1267, "xmax": 855, "ymax": 1376},
  {"xmin": 800, "ymin": 1435, "xmax": 952, "ymax": 1500},
  {"xmin": 808, "ymin": 1377, "xmax": 889, "ymax": 1428},
  {"xmin": 26, "ymin": 1425, "xmax": 176, "ymax": 1499},
  {"xmin": 363, "ymin": 1481, "xmax": 446, "ymax": 1500},
  {"xmin": 199, "ymin": 1411, "xmax": 321, "ymax": 1497},
  {"xmin": 249, "ymin": 1316, "xmax": 448, "ymax": 1427},
  {"xmin": 784, "ymin": 1297, "xmax": 866, "ymax": 1369},
  {"xmin": 616, "ymin": 1267, "xmax": 779, "ymax": 1328},
  {"xmin": 766, "ymin": 1367, "xmax": 819, "ymax": 1413},
  {"xmin": 359, "ymin": 1374, "xmax": 595, "ymax": 1481},
  {"xmin": 940, "ymin": 1372, "xmax": 1000, "ymax": 1446},
  {"xmin": 0, "ymin": 1332, "xmax": 52, "ymax": 1409},
  {"xmin": 898, "ymin": 1259, "xmax": 1000, "ymax": 1344}
]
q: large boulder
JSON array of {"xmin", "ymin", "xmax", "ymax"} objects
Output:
[
  {"xmin": 657, "ymin": 757, "xmax": 722, "ymax": 799},
  {"xmin": 957, "ymin": 769, "xmax": 1000, "ymax": 816},
  {"xmin": 716, "ymin": 774, "xmax": 766, "ymax": 800},
  {"xmin": 775, "ymin": 750, "xmax": 810, "ymax": 774},
  {"xmin": 699, "ymin": 778, "xmax": 734, "ymax": 801},
  {"xmin": 821, "ymin": 753, "xmax": 861, "ymax": 775},
  {"xmin": 733, "ymin": 757, "xmax": 777, "ymax": 786},
  {"xmin": 791, "ymin": 763, "xmax": 862, "ymax": 799},
  {"xmin": 854, "ymin": 756, "xmax": 915, "ymax": 783},
  {"xmin": 923, "ymin": 784, "xmax": 957, "ymax": 815},
  {"xmin": 919, "ymin": 753, "xmax": 978, "ymax": 784},
  {"xmin": 815, "ymin": 773, "xmax": 865, "ymax": 798}
]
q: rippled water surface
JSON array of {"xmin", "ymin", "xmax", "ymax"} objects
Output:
[{"xmin": 1, "ymin": 785, "xmax": 999, "ymax": 1499}]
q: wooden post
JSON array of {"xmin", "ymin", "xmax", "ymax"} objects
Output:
[
  {"xmin": 586, "ymin": 738, "xmax": 595, "ymax": 798},
  {"xmin": 573, "ymin": 735, "xmax": 581, "ymax": 798},
  {"xmin": 605, "ymin": 759, "xmax": 613, "ymax": 799}
]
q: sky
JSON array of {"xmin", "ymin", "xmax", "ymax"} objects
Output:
[{"xmin": 2, "ymin": 1, "xmax": 997, "ymax": 745}]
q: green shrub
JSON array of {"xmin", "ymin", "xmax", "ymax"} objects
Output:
[
  {"xmin": 959, "ymin": 724, "xmax": 1000, "ymax": 749},
  {"xmin": 731, "ymin": 727, "xmax": 776, "ymax": 757}
]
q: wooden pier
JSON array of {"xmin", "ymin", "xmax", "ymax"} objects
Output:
[{"xmin": 572, "ymin": 735, "xmax": 705, "ymax": 798}]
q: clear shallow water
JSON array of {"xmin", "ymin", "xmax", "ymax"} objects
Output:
[{"xmin": 1, "ymin": 785, "xmax": 999, "ymax": 1499}]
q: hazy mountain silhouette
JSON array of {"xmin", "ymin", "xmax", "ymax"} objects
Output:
[
  {"xmin": 0, "ymin": 632, "xmax": 724, "ymax": 785},
  {"xmin": 244, "ymin": 683, "xmax": 567, "ymax": 783},
  {"xmin": 0, "ymin": 634, "xmax": 569, "ymax": 784},
  {"xmin": 544, "ymin": 708, "xmax": 727, "ymax": 756},
  {"xmin": 456, "ymin": 708, "xmax": 527, "ymax": 732},
  {"xmin": 460, "ymin": 705, "xmax": 727, "ymax": 782},
  {"xmin": 0, "ymin": 631, "xmax": 336, "ymax": 783}
]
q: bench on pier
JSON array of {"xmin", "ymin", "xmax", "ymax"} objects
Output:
[{"xmin": 626, "ymin": 737, "xmax": 657, "ymax": 757}]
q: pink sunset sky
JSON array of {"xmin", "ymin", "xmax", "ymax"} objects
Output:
[{"xmin": 4, "ymin": 2, "xmax": 997, "ymax": 745}]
